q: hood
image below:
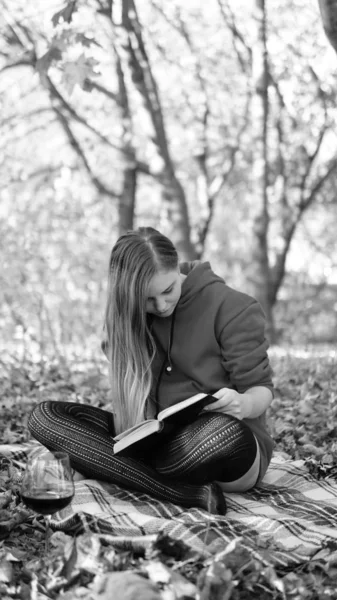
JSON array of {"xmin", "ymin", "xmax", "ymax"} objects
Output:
[{"xmin": 179, "ymin": 261, "xmax": 225, "ymax": 306}]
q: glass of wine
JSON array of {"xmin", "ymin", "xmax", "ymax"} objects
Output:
[{"xmin": 21, "ymin": 450, "xmax": 75, "ymax": 552}]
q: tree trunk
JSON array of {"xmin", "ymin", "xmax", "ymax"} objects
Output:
[
  {"xmin": 318, "ymin": 0, "xmax": 337, "ymax": 53},
  {"xmin": 118, "ymin": 0, "xmax": 196, "ymax": 259},
  {"xmin": 249, "ymin": 0, "xmax": 274, "ymax": 340},
  {"xmin": 118, "ymin": 167, "xmax": 137, "ymax": 234},
  {"xmin": 159, "ymin": 178, "xmax": 197, "ymax": 258},
  {"xmin": 115, "ymin": 52, "xmax": 137, "ymax": 235}
]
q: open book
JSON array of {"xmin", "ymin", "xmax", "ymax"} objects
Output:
[{"xmin": 113, "ymin": 392, "xmax": 216, "ymax": 454}]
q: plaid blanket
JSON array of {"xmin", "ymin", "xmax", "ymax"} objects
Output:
[{"xmin": 4, "ymin": 443, "xmax": 337, "ymax": 568}]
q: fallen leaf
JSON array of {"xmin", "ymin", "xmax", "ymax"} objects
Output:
[
  {"xmin": 0, "ymin": 559, "xmax": 13, "ymax": 583},
  {"xmin": 198, "ymin": 559, "xmax": 234, "ymax": 600},
  {"xmin": 145, "ymin": 559, "xmax": 197, "ymax": 598},
  {"xmin": 0, "ymin": 491, "xmax": 12, "ymax": 509},
  {"xmin": 93, "ymin": 571, "xmax": 161, "ymax": 600}
]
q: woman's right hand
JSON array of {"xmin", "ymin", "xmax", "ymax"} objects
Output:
[{"xmin": 203, "ymin": 388, "xmax": 244, "ymax": 419}]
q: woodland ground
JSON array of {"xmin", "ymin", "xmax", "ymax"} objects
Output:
[{"xmin": 0, "ymin": 345, "xmax": 337, "ymax": 599}]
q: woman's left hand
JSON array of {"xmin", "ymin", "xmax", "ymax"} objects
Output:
[{"xmin": 203, "ymin": 387, "xmax": 245, "ymax": 420}]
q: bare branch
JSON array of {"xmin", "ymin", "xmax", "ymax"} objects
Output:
[
  {"xmin": 47, "ymin": 78, "xmax": 123, "ymax": 151},
  {"xmin": 148, "ymin": 3, "xmax": 214, "ymax": 251},
  {"xmin": 0, "ymin": 53, "xmax": 35, "ymax": 74},
  {"xmin": 217, "ymin": 0, "xmax": 252, "ymax": 72},
  {"xmin": 268, "ymin": 72, "xmax": 298, "ymax": 129},
  {"xmin": 116, "ymin": 0, "xmax": 177, "ymax": 173},
  {"xmin": 118, "ymin": 0, "xmax": 194, "ymax": 256},
  {"xmin": 86, "ymin": 79, "xmax": 118, "ymax": 102},
  {"xmin": 148, "ymin": 37, "xmax": 197, "ymax": 117},
  {"xmin": 0, "ymin": 118, "xmax": 57, "ymax": 148},
  {"xmin": 298, "ymin": 70, "xmax": 330, "ymax": 204},
  {"xmin": 1, "ymin": 107, "xmax": 52, "ymax": 128},
  {"xmin": 0, "ymin": 49, "xmax": 153, "ymax": 178},
  {"xmin": 300, "ymin": 158, "xmax": 337, "ymax": 211},
  {"xmin": 1, "ymin": 11, "xmax": 29, "ymax": 48},
  {"xmin": 96, "ymin": 0, "xmax": 113, "ymax": 18},
  {"xmin": 51, "ymin": 101, "xmax": 120, "ymax": 199},
  {"xmin": 269, "ymin": 219, "xmax": 297, "ymax": 306},
  {"xmin": 306, "ymin": 66, "xmax": 328, "ymax": 165},
  {"xmin": 209, "ymin": 91, "xmax": 252, "ymax": 201},
  {"xmin": 269, "ymin": 157, "xmax": 337, "ymax": 305},
  {"xmin": 3, "ymin": 165, "xmax": 63, "ymax": 188}
]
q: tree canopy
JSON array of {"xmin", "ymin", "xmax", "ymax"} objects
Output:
[{"xmin": 1, "ymin": 0, "xmax": 337, "ymax": 355}]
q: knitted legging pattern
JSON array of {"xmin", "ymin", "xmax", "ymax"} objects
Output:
[
  {"xmin": 28, "ymin": 401, "xmax": 226, "ymax": 515},
  {"xmin": 152, "ymin": 412, "xmax": 257, "ymax": 484}
]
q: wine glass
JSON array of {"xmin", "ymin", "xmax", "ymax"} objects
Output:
[{"xmin": 21, "ymin": 450, "xmax": 75, "ymax": 552}]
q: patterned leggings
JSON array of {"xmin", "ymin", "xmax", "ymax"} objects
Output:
[{"xmin": 28, "ymin": 401, "xmax": 258, "ymax": 516}]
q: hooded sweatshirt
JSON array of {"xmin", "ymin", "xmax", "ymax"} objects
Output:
[{"xmin": 148, "ymin": 261, "xmax": 275, "ymax": 481}]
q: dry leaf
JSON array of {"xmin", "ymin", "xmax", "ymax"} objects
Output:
[
  {"xmin": 94, "ymin": 571, "xmax": 161, "ymax": 600},
  {"xmin": 0, "ymin": 559, "xmax": 13, "ymax": 583},
  {"xmin": 145, "ymin": 560, "xmax": 197, "ymax": 598}
]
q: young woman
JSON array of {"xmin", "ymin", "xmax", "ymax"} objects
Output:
[{"xmin": 28, "ymin": 227, "xmax": 274, "ymax": 515}]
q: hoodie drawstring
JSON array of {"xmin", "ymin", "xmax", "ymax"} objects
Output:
[
  {"xmin": 152, "ymin": 307, "xmax": 177, "ymax": 414},
  {"xmin": 165, "ymin": 306, "xmax": 176, "ymax": 374}
]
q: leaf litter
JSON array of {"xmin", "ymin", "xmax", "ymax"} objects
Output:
[{"xmin": 0, "ymin": 348, "xmax": 337, "ymax": 599}]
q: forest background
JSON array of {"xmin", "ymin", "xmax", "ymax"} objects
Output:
[
  {"xmin": 1, "ymin": 2, "xmax": 337, "ymax": 597},
  {"xmin": 1, "ymin": 0, "xmax": 337, "ymax": 365}
]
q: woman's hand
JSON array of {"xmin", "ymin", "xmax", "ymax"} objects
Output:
[
  {"xmin": 203, "ymin": 386, "xmax": 273, "ymax": 420},
  {"xmin": 204, "ymin": 388, "xmax": 244, "ymax": 420}
]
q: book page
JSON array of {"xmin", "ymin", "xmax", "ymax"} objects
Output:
[
  {"xmin": 113, "ymin": 419, "xmax": 162, "ymax": 453},
  {"xmin": 158, "ymin": 393, "xmax": 213, "ymax": 421},
  {"xmin": 114, "ymin": 419, "xmax": 157, "ymax": 442}
]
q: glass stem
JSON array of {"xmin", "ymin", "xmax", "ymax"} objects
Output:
[{"xmin": 45, "ymin": 515, "xmax": 51, "ymax": 554}]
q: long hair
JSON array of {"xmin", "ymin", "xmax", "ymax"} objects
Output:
[{"xmin": 104, "ymin": 227, "xmax": 178, "ymax": 434}]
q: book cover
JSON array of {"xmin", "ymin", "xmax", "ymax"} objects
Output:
[{"xmin": 113, "ymin": 393, "xmax": 216, "ymax": 454}]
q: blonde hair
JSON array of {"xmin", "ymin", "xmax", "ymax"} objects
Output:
[{"xmin": 104, "ymin": 227, "xmax": 178, "ymax": 434}]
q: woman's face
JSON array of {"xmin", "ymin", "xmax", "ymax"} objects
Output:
[{"xmin": 146, "ymin": 269, "xmax": 183, "ymax": 317}]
